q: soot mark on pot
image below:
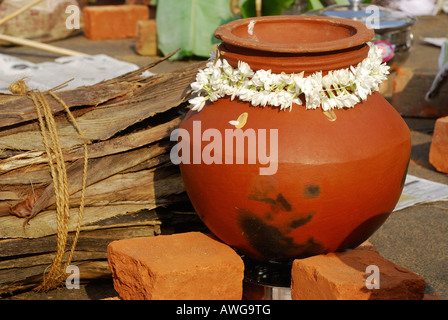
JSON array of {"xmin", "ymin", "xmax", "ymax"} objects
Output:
[
  {"xmin": 290, "ymin": 213, "xmax": 314, "ymax": 229},
  {"xmin": 237, "ymin": 209, "xmax": 325, "ymax": 260},
  {"xmin": 275, "ymin": 193, "xmax": 292, "ymax": 212},
  {"xmin": 247, "ymin": 176, "xmax": 291, "ymax": 212},
  {"xmin": 303, "ymin": 184, "xmax": 321, "ymax": 199},
  {"xmin": 248, "ymin": 176, "xmax": 277, "ymax": 204},
  {"xmin": 238, "ymin": 209, "xmax": 298, "ymax": 259},
  {"xmin": 243, "ymin": 176, "xmax": 325, "ymax": 258}
]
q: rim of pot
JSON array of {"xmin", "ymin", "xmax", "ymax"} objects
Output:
[{"xmin": 214, "ymin": 15, "xmax": 375, "ymax": 54}]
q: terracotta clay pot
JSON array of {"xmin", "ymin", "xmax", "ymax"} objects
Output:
[{"xmin": 178, "ymin": 16, "xmax": 411, "ymax": 261}]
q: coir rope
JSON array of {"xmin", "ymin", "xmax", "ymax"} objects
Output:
[{"xmin": 9, "ymin": 80, "xmax": 88, "ymax": 292}]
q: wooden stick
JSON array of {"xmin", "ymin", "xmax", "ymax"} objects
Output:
[
  {"xmin": 0, "ymin": 33, "xmax": 89, "ymax": 57},
  {"xmin": 0, "ymin": 0, "xmax": 46, "ymax": 27},
  {"xmin": 256, "ymin": 0, "xmax": 262, "ymax": 16}
]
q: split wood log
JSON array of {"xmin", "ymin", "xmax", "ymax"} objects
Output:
[{"xmin": 0, "ymin": 56, "xmax": 208, "ymax": 295}]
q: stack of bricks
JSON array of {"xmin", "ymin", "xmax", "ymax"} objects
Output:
[
  {"xmin": 83, "ymin": 3, "xmax": 157, "ymax": 56},
  {"xmin": 107, "ymin": 232, "xmax": 433, "ymax": 300}
]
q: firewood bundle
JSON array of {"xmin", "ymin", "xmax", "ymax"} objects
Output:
[{"xmin": 0, "ymin": 58, "xmax": 206, "ymax": 295}]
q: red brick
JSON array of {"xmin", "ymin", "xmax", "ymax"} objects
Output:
[
  {"xmin": 291, "ymin": 248, "xmax": 426, "ymax": 300},
  {"xmin": 83, "ymin": 5, "xmax": 149, "ymax": 40},
  {"xmin": 107, "ymin": 232, "xmax": 244, "ymax": 300},
  {"xmin": 135, "ymin": 19, "xmax": 157, "ymax": 56},
  {"xmin": 429, "ymin": 116, "xmax": 448, "ymax": 173},
  {"xmin": 355, "ymin": 240, "xmax": 378, "ymax": 252}
]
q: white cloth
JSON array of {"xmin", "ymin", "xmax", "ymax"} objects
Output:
[{"xmin": 0, "ymin": 54, "xmax": 151, "ymax": 93}]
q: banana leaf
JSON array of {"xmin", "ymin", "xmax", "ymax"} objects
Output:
[
  {"xmin": 240, "ymin": 0, "xmax": 296, "ymax": 17},
  {"xmin": 156, "ymin": 0, "xmax": 236, "ymax": 60},
  {"xmin": 307, "ymin": 0, "xmax": 324, "ymax": 10}
]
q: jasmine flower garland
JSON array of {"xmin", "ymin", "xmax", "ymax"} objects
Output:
[{"xmin": 189, "ymin": 44, "xmax": 389, "ymax": 112}]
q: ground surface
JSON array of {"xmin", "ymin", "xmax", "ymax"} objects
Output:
[{"xmin": 1, "ymin": 17, "xmax": 447, "ymax": 300}]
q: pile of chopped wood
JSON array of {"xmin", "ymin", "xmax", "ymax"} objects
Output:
[{"xmin": 0, "ymin": 57, "xmax": 207, "ymax": 295}]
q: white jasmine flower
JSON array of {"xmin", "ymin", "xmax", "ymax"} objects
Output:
[
  {"xmin": 229, "ymin": 71, "xmax": 241, "ymax": 84},
  {"xmin": 190, "ymin": 69, "xmax": 209, "ymax": 92},
  {"xmin": 218, "ymin": 84, "xmax": 234, "ymax": 97},
  {"xmin": 252, "ymin": 69, "xmax": 273, "ymax": 90},
  {"xmin": 332, "ymin": 68, "xmax": 352, "ymax": 86},
  {"xmin": 188, "ymin": 45, "xmax": 388, "ymax": 112},
  {"xmin": 292, "ymin": 96, "xmax": 303, "ymax": 106},
  {"xmin": 238, "ymin": 61, "xmax": 254, "ymax": 78},
  {"xmin": 321, "ymin": 98, "xmax": 333, "ymax": 111},
  {"xmin": 238, "ymin": 87, "xmax": 254, "ymax": 101},
  {"xmin": 222, "ymin": 60, "xmax": 234, "ymax": 76},
  {"xmin": 302, "ymin": 73, "xmax": 322, "ymax": 109},
  {"xmin": 212, "ymin": 58, "xmax": 222, "ymax": 70},
  {"xmin": 280, "ymin": 72, "xmax": 294, "ymax": 85},
  {"xmin": 229, "ymin": 86, "xmax": 240, "ymax": 101},
  {"xmin": 210, "ymin": 69, "xmax": 223, "ymax": 91},
  {"xmin": 190, "ymin": 81, "xmax": 203, "ymax": 92},
  {"xmin": 277, "ymin": 91, "xmax": 294, "ymax": 110},
  {"xmin": 189, "ymin": 96, "xmax": 207, "ymax": 111},
  {"xmin": 209, "ymin": 91, "xmax": 220, "ymax": 102},
  {"xmin": 251, "ymin": 90, "xmax": 270, "ymax": 107},
  {"xmin": 340, "ymin": 93, "xmax": 360, "ymax": 108},
  {"xmin": 322, "ymin": 73, "xmax": 334, "ymax": 89}
]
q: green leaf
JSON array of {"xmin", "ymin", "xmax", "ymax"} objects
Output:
[
  {"xmin": 156, "ymin": 0, "xmax": 235, "ymax": 60},
  {"xmin": 307, "ymin": 0, "xmax": 324, "ymax": 11},
  {"xmin": 334, "ymin": 0, "xmax": 349, "ymax": 4},
  {"xmin": 241, "ymin": 0, "xmax": 256, "ymax": 18},
  {"xmin": 263, "ymin": 0, "xmax": 296, "ymax": 15},
  {"xmin": 241, "ymin": 0, "xmax": 296, "ymax": 18}
]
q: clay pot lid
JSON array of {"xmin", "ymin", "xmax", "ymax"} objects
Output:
[{"xmin": 214, "ymin": 15, "xmax": 374, "ymax": 54}]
